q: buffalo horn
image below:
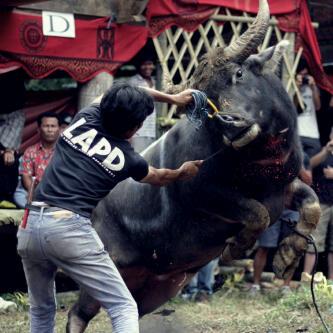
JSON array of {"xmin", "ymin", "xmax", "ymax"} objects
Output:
[{"xmin": 224, "ymin": 0, "xmax": 270, "ymax": 63}]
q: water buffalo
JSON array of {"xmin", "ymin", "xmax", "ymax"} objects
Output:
[{"xmin": 67, "ymin": 0, "xmax": 320, "ymax": 331}]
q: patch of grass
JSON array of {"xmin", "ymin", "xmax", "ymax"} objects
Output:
[{"xmin": 0, "ymin": 286, "xmax": 333, "ymax": 333}]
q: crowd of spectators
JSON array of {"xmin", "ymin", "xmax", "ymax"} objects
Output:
[{"xmin": 247, "ymin": 61, "xmax": 333, "ymax": 298}]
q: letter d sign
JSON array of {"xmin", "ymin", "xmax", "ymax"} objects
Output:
[{"xmin": 42, "ymin": 11, "xmax": 75, "ymax": 38}]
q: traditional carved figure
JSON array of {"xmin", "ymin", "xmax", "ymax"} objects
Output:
[{"xmin": 67, "ymin": 1, "xmax": 320, "ymax": 331}]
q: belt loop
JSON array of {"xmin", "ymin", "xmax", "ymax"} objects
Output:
[{"xmin": 39, "ymin": 206, "xmax": 45, "ymax": 220}]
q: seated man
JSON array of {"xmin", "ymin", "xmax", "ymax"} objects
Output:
[
  {"xmin": 21, "ymin": 112, "xmax": 60, "ymax": 193},
  {"xmin": 0, "ymin": 147, "xmax": 19, "ymax": 207},
  {"xmin": 0, "ymin": 71, "xmax": 25, "ymax": 206}
]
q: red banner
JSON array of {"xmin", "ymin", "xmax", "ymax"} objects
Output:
[
  {"xmin": 0, "ymin": 1, "xmax": 331, "ymax": 94},
  {"xmin": 0, "ymin": 11, "xmax": 148, "ymax": 82}
]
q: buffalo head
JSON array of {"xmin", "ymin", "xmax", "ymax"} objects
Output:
[{"xmin": 170, "ymin": 0, "xmax": 296, "ymax": 154}]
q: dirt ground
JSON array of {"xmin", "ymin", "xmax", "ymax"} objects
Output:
[{"xmin": 1, "ymin": 286, "xmax": 333, "ymax": 333}]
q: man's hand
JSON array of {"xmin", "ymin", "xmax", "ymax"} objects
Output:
[
  {"xmin": 307, "ymin": 75, "xmax": 316, "ymax": 88},
  {"xmin": 323, "ymin": 166, "xmax": 333, "ymax": 180},
  {"xmin": 325, "ymin": 140, "xmax": 333, "ymax": 154},
  {"xmin": 171, "ymin": 89, "xmax": 194, "ymax": 106},
  {"xmin": 178, "ymin": 160, "xmax": 203, "ymax": 180},
  {"xmin": 299, "ymin": 167, "xmax": 312, "ymax": 186},
  {"xmin": 3, "ymin": 150, "xmax": 15, "ymax": 166}
]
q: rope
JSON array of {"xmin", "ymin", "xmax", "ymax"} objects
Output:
[
  {"xmin": 285, "ymin": 220, "xmax": 331, "ymax": 333},
  {"xmin": 185, "ymin": 90, "xmax": 211, "ymax": 129}
]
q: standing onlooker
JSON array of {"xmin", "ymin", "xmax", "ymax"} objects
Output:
[
  {"xmin": 296, "ymin": 61, "xmax": 321, "ymax": 158},
  {"xmin": 182, "ymin": 259, "xmax": 219, "ymax": 302},
  {"xmin": 249, "ymin": 209, "xmax": 299, "ymax": 295},
  {"xmin": 303, "ymin": 129, "xmax": 333, "ymax": 282},
  {"xmin": 128, "ymin": 57, "xmax": 157, "ymax": 152},
  {"xmin": 21, "ymin": 112, "xmax": 60, "ymax": 192}
]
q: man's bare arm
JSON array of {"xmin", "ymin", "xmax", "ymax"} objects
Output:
[
  {"xmin": 139, "ymin": 87, "xmax": 193, "ymax": 106},
  {"xmin": 22, "ymin": 174, "xmax": 33, "ymax": 192},
  {"xmin": 92, "ymin": 87, "xmax": 194, "ymax": 107},
  {"xmin": 140, "ymin": 160, "xmax": 203, "ymax": 186}
]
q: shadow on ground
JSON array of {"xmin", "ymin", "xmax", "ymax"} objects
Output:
[{"xmin": 140, "ymin": 309, "xmax": 189, "ymax": 333}]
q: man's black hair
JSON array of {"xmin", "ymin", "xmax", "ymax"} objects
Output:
[
  {"xmin": 37, "ymin": 112, "xmax": 60, "ymax": 127},
  {"xmin": 135, "ymin": 57, "xmax": 155, "ymax": 70},
  {"xmin": 100, "ymin": 83, "xmax": 154, "ymax": 136},
  {"xmin": 297, "ymin": 57, "xmax": 308, "ymax": 73}
]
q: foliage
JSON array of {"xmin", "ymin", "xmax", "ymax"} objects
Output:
[
  {"xmin": 1, "ymin": 292, "xmax": 29, "ymax": 311},
  {"xmin": 25, "ymin": 78, "xmax": 77, "ymax": 91}
]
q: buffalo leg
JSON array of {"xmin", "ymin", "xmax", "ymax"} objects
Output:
[
  {"xmin": 273, "ymin": 179, "xmax": 321, "ymax": 279},
  {"xmin": 66, "ymin": 290, "xmax": 101, "ymax": 333},
  {"xmin": 220, "ymin": 197, "xmax": 270, "ymax": 262},
  {"xmin": 135, "ymin": 272, "xmax": 195, "ymax": 316}
]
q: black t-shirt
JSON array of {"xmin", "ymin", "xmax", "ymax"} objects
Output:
[
  {"xmin": 34, "ymin": 104, "xmax": 149, "ymax": 217},
  {"xmin": 312, "ymin": 153, "xmax": 333, "ymax": 204}
]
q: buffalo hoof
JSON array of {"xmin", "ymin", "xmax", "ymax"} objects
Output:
[
  {"xmin": 273, "ymin": 233, "xmax": 307, "ymax": 280},
  {"xmin": 66, "ymin": 311, "xmax": 88, "ymax": 333},
  {"xmin": 221, "ymin": 237, "xmax": 252, "ymax": 262}
]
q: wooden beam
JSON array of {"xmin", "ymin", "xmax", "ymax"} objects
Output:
[
  {"xmin": 0, "ymin": 0, "xmax": 45, "ymax": 7},
  {"xmin": 211, "ymin": 14, "xmax": 319, "ymax": 28}
]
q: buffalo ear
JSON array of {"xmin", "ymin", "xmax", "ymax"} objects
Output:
[
  {"xmin": 246, "ymin": 46, "xmax": 275, "ymax": 73},
  {"xmin": 264, "ymin": 40, "xmax": 289, "ymax": 75}
]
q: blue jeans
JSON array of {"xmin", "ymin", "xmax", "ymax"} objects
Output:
[
  {"xmin": 13, "ymin": 178, "xmax": 27, "ymax": 208},
  {"xmin": 258, "ymin": 209, "xmax": 299, "ymax": 248},
  {"xmin": 17, "ymin": 209, "xmax": 139, "ymax": 333},
  {"xmin": 187, "ymin": 259, "xmax": 218, "ymax": 295}
]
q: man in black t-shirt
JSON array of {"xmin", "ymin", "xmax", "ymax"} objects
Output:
[{"xmin": 17, "ymin": 83, "xmax": 202, "ymax": 333}]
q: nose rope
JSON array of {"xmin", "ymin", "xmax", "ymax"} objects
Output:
[
  {"xmin": 184, "ymin": 90, "xmax": 226, "ymax": 162},
  {"xmin": 185, "ymin": 90, "xmax": 221, "ymax": 129}
]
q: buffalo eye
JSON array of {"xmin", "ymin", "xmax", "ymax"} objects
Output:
[{"xmin": 236, "ymin": 69, "xmax": 243, "ymax": 79}]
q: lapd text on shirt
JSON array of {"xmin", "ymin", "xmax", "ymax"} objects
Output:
[{"xmin": 63, "ymin": 117, "xmax": 125, "ymax": 172}]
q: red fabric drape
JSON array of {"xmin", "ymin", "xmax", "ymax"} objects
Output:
[
  {"xmin": 0, "ymin": 11, "xmax": 148, "ymax": 82},
  {"xmin": 0, "ymin": 1, "xmax": 331, "ymax": 94},
  {"xmin": 20, "ymin": 91, "xmax": 77, "ymax": 152},
  {"xmin": 277, "ymin": 1, "xmax": 333, "ymax": 94}
]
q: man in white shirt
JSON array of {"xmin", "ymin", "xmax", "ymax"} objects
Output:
[
  {"xmin": 128, "ymin": 58, "xmax": 157, "ymax": 152},
  {"xmin": 296, "ymin": 64, "xmax": 321, "ymax": 158}
]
